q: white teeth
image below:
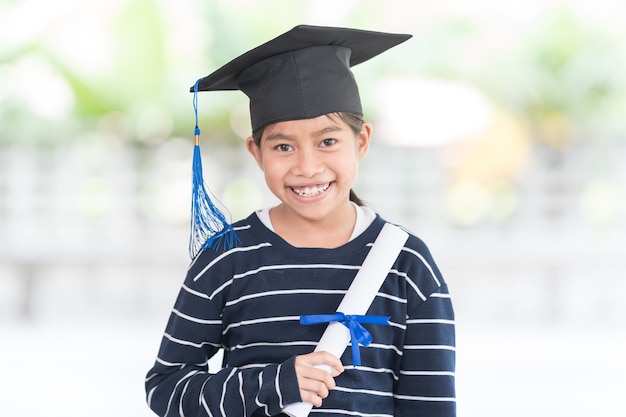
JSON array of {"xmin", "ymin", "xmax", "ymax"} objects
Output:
[{"xmin": 293, "ymin": 183, "xmax": 330, "ymax": 197}]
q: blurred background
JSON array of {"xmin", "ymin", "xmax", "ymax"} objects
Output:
[{"xmin": 1, "ymin": 0, "xmax": 625, "ymax": 415}]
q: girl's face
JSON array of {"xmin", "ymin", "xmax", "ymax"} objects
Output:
[{"xmin": 246, "ymin": 114, "xmax": 371, "ymax": 227}]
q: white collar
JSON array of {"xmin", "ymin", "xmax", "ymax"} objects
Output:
[{"xmin": 255, "ymin": 202, "xmax": 376, "ymax": 241}]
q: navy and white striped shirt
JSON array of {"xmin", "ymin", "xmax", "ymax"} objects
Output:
[{"xmin": 145, "ymin": 213, "xmax": 455, "ymax": 417}]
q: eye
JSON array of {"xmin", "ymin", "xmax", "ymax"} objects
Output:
[
  {"xmin": 275, "ymin": 143, "xmax": 293, "ymax": 152},
  {"xmin": 320, "ymin": 138, "xmax": 337, "ymax": 147}
]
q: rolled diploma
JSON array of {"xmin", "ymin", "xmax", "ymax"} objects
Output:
[{"xmin": 282, "ymin": 223, "xmax": 409, "ymax": 417}]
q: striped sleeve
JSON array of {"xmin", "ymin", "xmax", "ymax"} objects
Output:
[
  {"xmin": 394, "ymin": 281, "xmax": 456, "ymax": 416},
  {"xmin": 144, "ymin": 263, "xmax": 301, "ymax": 417}
]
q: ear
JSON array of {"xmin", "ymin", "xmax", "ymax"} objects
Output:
[
  {"xmin": 356, "ymin": 122, "xmax": 372, "ymax": 162},
  {"xmin": 246, "ymin": 136, "xmax": 264, "ymax": 170}
]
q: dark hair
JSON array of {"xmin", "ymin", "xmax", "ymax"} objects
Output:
[{"xmin": 251, "ymin": 112, "xmax": 366, "ymax": 206}]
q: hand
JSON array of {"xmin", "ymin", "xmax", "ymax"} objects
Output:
[{"xmin": 294, "ymin": 351, "xmax": 344, "ymax": 407}]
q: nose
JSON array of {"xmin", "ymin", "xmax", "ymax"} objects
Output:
[{"xmin": 293, "ymin": 148, "xmax": 324, "ymax": 178}]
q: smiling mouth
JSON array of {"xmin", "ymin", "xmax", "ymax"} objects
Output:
[{"xmin": 291, "ymin": 183, "xmax": 331, "ymax": 197}]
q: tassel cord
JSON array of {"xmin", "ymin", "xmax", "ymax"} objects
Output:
[{"xmin": 188, "ymin": 78, "xmax": 240, "ymax": 258}]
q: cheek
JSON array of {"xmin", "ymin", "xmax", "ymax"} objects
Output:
[
  {"xmin": 262, "ymin": 164, "xmax": 284, "ymax": 186},
  {"xmin": 336, "ymin": 150, "xmax": 360, "ymax": 172}
]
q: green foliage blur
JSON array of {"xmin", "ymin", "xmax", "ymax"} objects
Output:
[{"xmin": 1, "ymin": 1, "xmax": 624, "ymax": 149}]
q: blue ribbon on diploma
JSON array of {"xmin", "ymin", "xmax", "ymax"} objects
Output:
[{"xmin": 300, "ymin": 312, "xmax": 390, "ymax": 366}]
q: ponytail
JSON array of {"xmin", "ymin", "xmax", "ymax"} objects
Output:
[{"xmin": 349, "ymin": 189, "xmax": 365, "ymax": 206}]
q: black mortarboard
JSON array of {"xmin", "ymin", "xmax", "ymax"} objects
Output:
[
  {"xmin": 188, "ymin": 25, "xmax": 412, "ymax": 258},
  {"xmin": 191, "ymin": 25, "xmax": 412, "ymax": 132}
]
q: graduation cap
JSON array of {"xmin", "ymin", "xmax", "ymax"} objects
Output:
[{"xmin": 189, "ymin": 25, "xmax": 412, "ymax": 258}]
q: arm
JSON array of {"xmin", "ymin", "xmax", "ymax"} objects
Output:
[
  {"xmin": 394, "ymin": 284, "xmax": 456, "ymax": 417},
  {"xmin": 144, "ymin": 279, "xmax": 303, "ymax": 417}
]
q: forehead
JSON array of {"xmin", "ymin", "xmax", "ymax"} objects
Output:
[{"xmin": 262, "ymin": 114, "xmax": 348, "ymax": 139}]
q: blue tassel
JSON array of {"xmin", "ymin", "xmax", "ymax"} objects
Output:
[{"xmin": 189, "ymin": 79, "xmax": 240, "ymax": 258}]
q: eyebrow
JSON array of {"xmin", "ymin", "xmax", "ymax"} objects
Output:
[
  {"xmin": 264, "ymin": 132, "xmax": 292, "ymax": 142},
  {"xmin": 264, "ymin": 125, "xmax": 343, "ymax": 142}
]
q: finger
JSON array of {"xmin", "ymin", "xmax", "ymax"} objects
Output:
[
  {"xmin": 313, "ymin": 351, "xmax": 344, "ymax": 376},
  {"xmin": 298, "ymin": 378, "xmax": 331, "ymax": 399},
  {"xmin": 296, "ymin": 351, "xmax": 344, "ymax": 375},
  {"xmin": 295, "ymin": 364, "xmax": 336, "ymax": 392},
  {"xmin": 295, "ymin": 363, "xmax": 339, "ymax": 392},
  {"xmin": 299, "ymin": 389, "xmax": 323, "ymax": 408}
]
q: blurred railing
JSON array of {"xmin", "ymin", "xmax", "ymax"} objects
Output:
[{"xmin": 1, "ymin": 140, "xmax": 624, "ymax": 326}]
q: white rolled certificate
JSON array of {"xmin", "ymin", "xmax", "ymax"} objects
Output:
[{"xmin": 282, "ymin": 223, "xmax": 409, "ymax": 417}]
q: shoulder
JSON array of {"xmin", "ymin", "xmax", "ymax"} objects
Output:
[
  {"xmin": 374, "ymin": 216, "xmax": 437, "ymax": 263},
  {"xmin": 377, "ymin": 217, "xmax": 445, "ymax": 298},
  {"xmin": 186, "ymin": 213, "xmax": 275, "ymax": 289}
]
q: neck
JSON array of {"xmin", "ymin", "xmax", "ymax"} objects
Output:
[{"xmin": 270, "ymin": 202, "xmax": 356, "ymax": 248}]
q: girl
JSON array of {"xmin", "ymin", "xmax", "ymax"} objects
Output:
[{"xmin": 145, "ymin": 25, "xmax": 456, "ymax": 417}]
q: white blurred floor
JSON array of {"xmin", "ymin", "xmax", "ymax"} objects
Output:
[{"xmin": 1, "ymin": 315, "xmax": 624, "ymax": 417}]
